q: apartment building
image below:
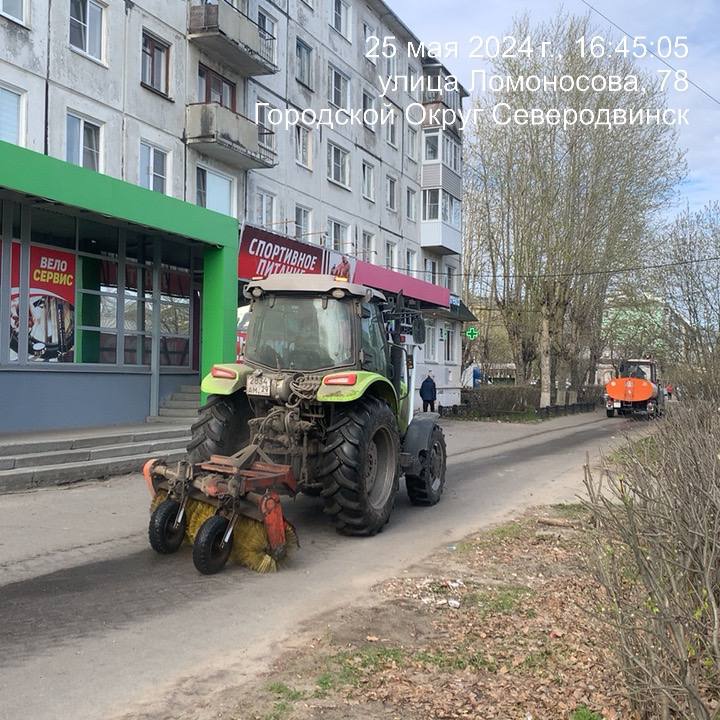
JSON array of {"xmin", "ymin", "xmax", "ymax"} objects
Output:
[{"xmin": 0, "ymin": 0, "xmax": 467, "ymax": 433}]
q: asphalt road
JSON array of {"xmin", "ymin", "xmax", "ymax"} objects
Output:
[{"xmin": 0, "ymin": 411, "xmax": 639, "ymax": 720}]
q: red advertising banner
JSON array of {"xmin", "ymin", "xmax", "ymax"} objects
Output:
[
  {"xmin": 238, "ymin": 224, "xmax": 324, "ymax": 278},
  {"xmin": 9, "ymin": 243, "xmax": 76, "ymax": 362}
]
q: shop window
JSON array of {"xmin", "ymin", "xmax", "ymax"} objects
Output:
[{"xmin": 158, "ymin": 267, "xmax": 191, "ymax": 367}]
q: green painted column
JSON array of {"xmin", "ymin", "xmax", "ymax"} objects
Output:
[{"xmin": 200, "ymin": 243, "xmax": 238, "ymax": 400}]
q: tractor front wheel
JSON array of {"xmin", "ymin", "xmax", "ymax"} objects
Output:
[
  {"xmin": 319, "ymin": 397, "xmax": 400, "ymax": 536},
  {"xmin": 405, "ymin": 426, "xmax": 447, "ymax": 506}
]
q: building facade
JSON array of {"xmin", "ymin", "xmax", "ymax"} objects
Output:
[{"xmin": 0, "ymin": 0, "xmax": 466, "ymax": 433}]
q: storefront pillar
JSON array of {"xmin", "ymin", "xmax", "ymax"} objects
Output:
[{"xmin": 200, "ymin": 243, "xmax": 238, "ymax": 398}]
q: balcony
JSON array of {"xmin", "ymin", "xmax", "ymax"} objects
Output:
[
  {"xmin": 186, "ymin": 103, "xmax": 277, "ymax": 170},
  {"xmin": 420, "ymin": 220, "xmax": 461, "ymax": 255},
  {"xmin": 188, "ymin": 1, "xmax": 277, "ymax": 76}
]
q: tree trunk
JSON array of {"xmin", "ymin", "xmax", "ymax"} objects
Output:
[{"xmin": 539, "ymin": 310, "xmax": 552, "ymax": 408}]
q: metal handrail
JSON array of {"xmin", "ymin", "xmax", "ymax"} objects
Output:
[{"xmin": 193, "ymin": 0, "xmax": 276, "ymax": 66}]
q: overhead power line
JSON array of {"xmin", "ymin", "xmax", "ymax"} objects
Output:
[{"xmin": 578, "ymin": 0, "xmax": 720, "ymax": 107}]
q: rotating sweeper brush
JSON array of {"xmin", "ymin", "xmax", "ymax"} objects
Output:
[{"xmin": 143, "ymin": 444, "xmax": 298, "ymax": 575}]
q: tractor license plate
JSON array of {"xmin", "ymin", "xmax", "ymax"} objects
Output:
[
  {"xmin": 247, "ymin": 375, "xmax": 271, "ymax": 396},
  {"xmin": 613, "ymin": 401, "xmax": 621, "ymax": 408}
]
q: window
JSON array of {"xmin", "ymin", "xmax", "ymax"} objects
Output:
[
  {"xmin": 385, "ymin": 176, "xmax": 397, "ymax": 211},
  {"xmin": 445, "ymin": 266, "xmax": 455, "ymax": 293},
  {"xmin": 363, "ymin": 22, "xmax": 376, "ymax": 63},
  {"xmin": 406, "ymin": 188, "xmax": 416, "ymax": 221},
  {"xmin": 196, "ymin": 166, "xmax": 233, "ymax": 216},
  {"xmin": 385, "ymin": 109, "xmax": 397, "ymax": 147},
  {"xmin": 385, "ymin": 46, "xmax": 397, "ymax": 78},
  {"xmin": 445, "ymin": 323, "xmax": 456, "ymax": 362},
  {"xmin": 424, "ymin": 258, "xmax": 437, "ymax": 284},
  {"xmin": 442, "ymin": 192, "xmax": 462, "ymax": 228},
  {"xmin": 295, "ymin": 124, "xmax": 311, "ymax": 168},
  {"xmin": 1, "ymin": 0, "xmax": 23, "ymax": 22},
  {"xmin": 407, "ymin": 127, "xmax": 417, "ymax": 161},
  {"xmin": 327, "ymin": 142, "xmax": 350, "ymax": 187},
  {"xmin": 424, "ymin": 320, "xmax": 437, "ymax": 361},
  {"xmin": 69, "ymin": 0, "xmax": 103, "ymax": 60},
  {"xmin": 257, "ymin": 9, "xmax": 276, "ymax": 61},
  {"xmin": 331, "ymin": 0, "xmax": 349, "ymax": 39},
  {"xmin": 362, "ymin": 90, "xmax": 375, "ymax": 130},
  {"xmin": 361, "ymin": 161, "xmax": 374, "ymax": 201},
  {"xmin": 405, "ymin": 249, "xmax": 416, "ymax": 276},
  {"xmin": 443, "ymin": 134, "xmax": 462, "ymax": 173},
  {"xmin": 256, "ymin": 190, "xmax": 275, "ymax": 228},
  {"xmin": 198, "ymin": 64, "xmax": 235, "ymax": 110},
  {"xmin": 139, "ymin": 142, "xmax": 167, "ymax": 193},
  {"xmin": 361, "ymin": 303, "xmax": 388, "ymax": 375},
  {"xmin": 296, "ymin": 39, "xmax": 313, "ymax": 88},
  {"xmin": 0, "ymin": 86, "xmax": 21, "ymax": 145},
  {"xmin": 384, "ymin": 241, "xmax": 395, "ymax": 270},
  {"xmin": 256, "ymin": 101, "xmax": 276, "ymax": 151},
  {"xmin": 141, "ymin": 32, "xmax": 169, "ymax": 95},
  {"xmin": 422, "ymin": 189, "xmax": 440, "ymax": 221},
  {"xmin": 327, "ymin": 219, "xmax": 347, "ymax": 251},
  {"xmin": 408, "ymin": 64, "xmax": 419, "ymax": 99},
  {"xmin": 327, "ymin": 64, "xmax": 349, "ymax": 109},
  {"xmin": 66, "ymin": 113, "xmax": 100, "ymax": 171},
  {"xmin": 424, "ymin": 130, "xmax": 439, "ymax": 161},
  {"xmin": 361, "ymin": 231, "xmax": 374, "ymax": 261},
  {"xmin": 295, "ymin": 205, "xmax": 311, "ymax": 240}
]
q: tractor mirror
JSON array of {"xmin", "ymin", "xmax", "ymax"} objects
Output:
[{"xmin": 412, "ymin": 315, "xmax": 426, "ymax": 344}]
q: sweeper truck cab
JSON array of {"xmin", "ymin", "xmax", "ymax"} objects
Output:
[{"xmin": 144, "ymin": 274, "xmax": 447, "ymax": 574}]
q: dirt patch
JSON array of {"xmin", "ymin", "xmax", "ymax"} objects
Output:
[{"xmin": 119, "ymin": 503, "xmax": 632, "ymax": 720}]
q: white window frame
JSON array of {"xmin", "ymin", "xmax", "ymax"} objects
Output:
[
  {"xmin": 384, "ymin": 240, "xmax": 395, "ymax": 270},
  {"xmin": 256, "ymin": 100, "xmax": 276, "ymax": 152},
  {"xmin": 385, "ymin": 109, "xmax": 398, "ymax": 148},
  {"xmin": 362, "ymin": 22, "xmax": 377, "ymax": 64},
  {"xmin": 445, "ymin": 265, "xmax": 455, "ymax": 293},
  {"xmin": 196, "ymin": 164, "xmax": 234, "ymax": 216},
  {"xmin": 424, "ymin": 257, "xmax": 438, "ymax": 284},
  {"xmin": 295, "ymin": 204, "xmax": 312, "ymax": 240},
  {"xmin": 327, "ymin": 218, "xmax": 348, "ymax": 251},
  {"xmin": 385, "ymin": 44, "xmax": 397, "ymax": 78},
  {"xmin": 296, "ymin": 38, "xmax": 313, "ymax": 89},
  {"xmin": 385, "ymin": 175, "xmax": 397, "ymax": 212},
  {"xmin": 424, "ymin": 319, "xmax": 437, "ymax": 362},
  {"xmin": 327, "ymin": 141, "xmax": 350, "ymax": 188},
  {"xmin": 443, "ymin": 134, "xmax": 462, "ymax": 174},
  {"xmin": 406, "ymin": 188, "xmax": 416, "ymax": 221},
  {"xmin": 361, "ymin": 230, "xmax": 374, "ymax": 261},
  {"xmin": 405, "ymin": 249, "xmax": 416, "ymax": 276},
  {"xmin": 257, "ymin": 7, "xmax": 277, "ymax": 62},
  {"xmin": 422, "ymin": 189, "xmax": 440, "ymax": 221},
  {"xmin": 424, "ymin": 130, "xmax": 440, "ymax": 162},
  {"xmin": 361, "ymin": 161, "xmax": 375, "ymax": 201},
  {"xmin": 0, "ymin": 0, "xmax": 24, "ymax": 24},
  {"xmin": 407, "ymin": 126, "xmax": 417, "ymax": 162},
  {"xmin": 442, "ymin": 191, "xmax": 462, "ymax": 228},
  {"xmin": 445, "ymin": 322, "xmax": 456, "ymax": 363},
  {"xmin": 295, "ymin": 124, "xmax": 311, "ymax": 169},
  {"xmin": 69, "ymin": 0, "xmax": 104, "ymax": 61},
  {"xmin": 256, "ymin": 189, "xmax": 275, "ymax": 228},
  {"xmin": 0, "ymin": 83, "xmax": 24, "ymax": 146},
  {"xmin": 327, "ymin": 64, "xmax": 349, "ymax": 109},
  {"xmin": 66, "ymin": 111, "xmax": 102, "ymax": 171},
  {"xmin": 139, "ymin": 140, "xmax": 168, "ymax": 195},
  {"xmin": 330, "ymin": 0, "xmax": 350, "ymax": 40},
  {"xmin": 362, "ymin": 89, "xmax": 375, "ymax": 131}
]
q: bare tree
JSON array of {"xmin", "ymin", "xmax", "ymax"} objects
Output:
[{"xmin": 464, "ymin": 12, "xmax": 684, "ymax": 403}]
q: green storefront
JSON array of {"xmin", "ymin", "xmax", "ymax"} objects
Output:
[{"xmin": 0, "ymin": 141, "xmax": 238, "ymax": 433}]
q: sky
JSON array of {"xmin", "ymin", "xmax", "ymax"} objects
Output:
[{"xmin": 390, "ymin": 0, "xmax": 720, "ymax": 214}]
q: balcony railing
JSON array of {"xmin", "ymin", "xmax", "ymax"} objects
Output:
[
  {"xmin": 186, "ymin": 102, "xmax": 277, "ymax": 170},
  {"xmin": 189, "ymin": 0, "xmax": 277, "ymax": 75}
]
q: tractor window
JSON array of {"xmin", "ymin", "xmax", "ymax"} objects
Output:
[
  {"xmin": 361, "ymin": 303, "xmax": 388, "ymax": 375},
  {"xmin": 245, "ymin": 295, "xmax": 354, "ymax": 371}
]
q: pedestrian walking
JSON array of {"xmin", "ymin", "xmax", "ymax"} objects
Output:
[{"xmin": 420, "ymin": 372, "xmax": 437, "ymax": 412}]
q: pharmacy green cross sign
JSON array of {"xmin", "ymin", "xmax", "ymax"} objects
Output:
[{"xmin": 465, "ymin": 327, "xmax": 479, "ymax": 341}]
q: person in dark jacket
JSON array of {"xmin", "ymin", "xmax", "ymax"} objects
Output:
[{"xmin": 420, "ymin": 372, "xmax": 437, "ymax": 412}]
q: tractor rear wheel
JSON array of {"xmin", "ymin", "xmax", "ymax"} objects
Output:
[
  {"xmin": 187, "ymin": 392, "xmax": 251, "ymax": 464},
  {"xmin": 405, "ymin": 426, "xmax": 447, "ymax": 506},
  {"xmin": 319, "ymin": 396, "xmax": 400, "ymax": 536}
]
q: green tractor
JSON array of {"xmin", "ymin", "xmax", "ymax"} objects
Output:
[{"xmin": 144, "ymin": 274, "xmax": 446, "ymax": 572}]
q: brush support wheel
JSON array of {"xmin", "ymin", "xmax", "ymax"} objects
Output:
[
  {"xmin": 192, "ymin": 515, "xmax": 233, "ymax": 575},
  {"xmin": 148, "ymin": 498, "xmax": 186, "ymax": 554}
]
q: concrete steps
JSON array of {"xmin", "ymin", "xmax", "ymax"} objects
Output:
[
  {"xmin": 0, "ymin": 426, "xmax": 190, "ymax": 493},
  {"xmin": 147, "ymin": 385, "xmax": 201, "ymax": 423}
]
